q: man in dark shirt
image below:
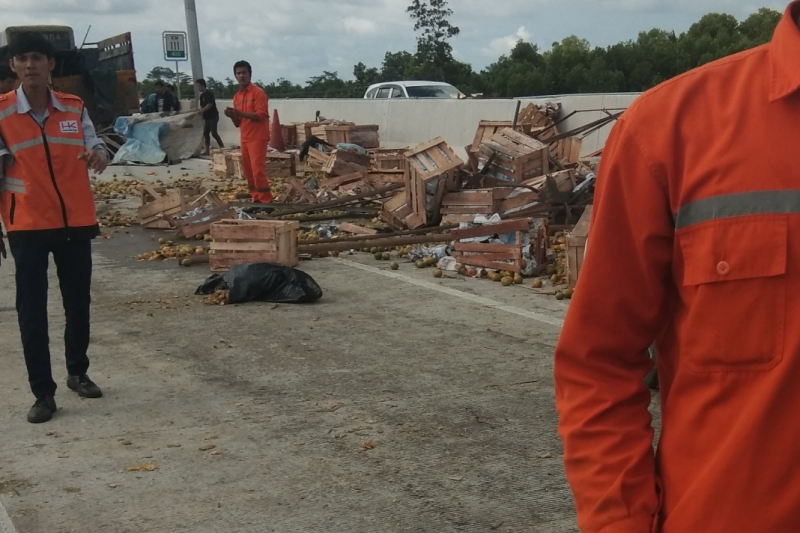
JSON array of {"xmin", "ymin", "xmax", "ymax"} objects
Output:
[
  {"xmin": 196, "ymin": 78, "xmax": 224, "ymax": 155},
  {"xmin": 146, "ymin": 81, "xmax": 177, "ymax": 113},
  {"xmin": 0, "ymin": 65, "xmax": 17, "ymax": 93}
]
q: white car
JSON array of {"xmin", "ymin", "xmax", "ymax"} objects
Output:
[{"xmin": 363, "ymin": 81, "xmax": 464, "ymax": 99}]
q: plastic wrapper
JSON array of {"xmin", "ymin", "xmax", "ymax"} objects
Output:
[
  {"xmin": 195, "ymin": 263, "xmax": 323, "ymax": 304},
  {"xmin": 408, "ymin": 244, "xmax": 449, "ymax": 262}
]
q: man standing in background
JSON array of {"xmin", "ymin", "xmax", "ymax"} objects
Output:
[
  {"xmin": 0, "ymin": 66, "xmax": 16, "ymax": 93},
  {"xmin": 224, "ymin": 60, "xmax": 272, "ymax": 204},
  {"xmin": 196, "ymin": 79, "xmax": 224, "ymax": 155}
]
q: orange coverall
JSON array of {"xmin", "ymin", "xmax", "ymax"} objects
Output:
[
  {"xmin": 554, "ymin": 3, "xmax": 800, "ymax": 532},
  {"xmin": 233, "ymin": 83, "xmax": 272, "ymax": 204}
]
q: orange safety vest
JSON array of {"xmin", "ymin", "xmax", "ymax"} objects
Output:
[{"xmin": 0, "ymin": 91, "xmax": 97, "ymax": 237}]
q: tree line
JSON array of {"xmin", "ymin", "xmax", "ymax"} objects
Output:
[{"xmin": 138, "ymin": 2, "xmax": 781, "ymax": 100}]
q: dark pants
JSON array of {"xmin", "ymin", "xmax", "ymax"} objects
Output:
[
  {"xmin": 11, "ymin": 239, "xmax": 92, "ymax": 399},
  {"xmin": 203, "ymin": 118, "xmax": 224, "ymax": 149}
]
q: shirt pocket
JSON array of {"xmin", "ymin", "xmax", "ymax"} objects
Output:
[{"xmin": 677, "ymin": 215, "xmax": 786, "ymax": 371}]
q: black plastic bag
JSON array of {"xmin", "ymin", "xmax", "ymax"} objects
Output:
[{"xmin": 195, "ymin": 263, "xmax": 323, "ymax": 304}]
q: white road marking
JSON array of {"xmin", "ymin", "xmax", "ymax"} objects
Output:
[
  {"xmin": 0, "ymin": 499, "xmax": 19, "ymax": 533},
  {"xmin": 332, "ymin": 258, "xmax": 565, "ymax": 328}
]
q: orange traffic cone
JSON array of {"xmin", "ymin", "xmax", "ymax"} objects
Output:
[{"xmin": 270, "ymin": 109, "xmax": 285, "ymax": 152}]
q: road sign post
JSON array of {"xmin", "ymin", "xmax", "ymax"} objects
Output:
[{"xmin": 163, "ymin": 31, "xmax": 188, "ymax": 101}]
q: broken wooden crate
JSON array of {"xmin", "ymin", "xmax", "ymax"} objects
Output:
[
  {"xmin": 173, "ymin": 196, "xmax": 237, "ymax": 239},
  {"xmin": 566, "ymin": 205, "xmax": 592, "ymax": 289},
  {"xmin": 551, "ymin": 136, "xmax": 583, "ymax": 165},
  {"xmin": 439, "ymin": 189, "xmax": 512, "ymax": 224},
  {"xmin": 209, "ymin": 219, "xmax": 300, "ymax": 272},
  {"xmin": 479, "ymin": 129, "xmax": 550, "ymax": 183},
  {"xmin": 451, "ymin": 219, "xmax": 529, "ymax": 274},
  {"xmin": 305, "ymin": 147, "xmax": 331, "ymax": 171},
  {"xmin": 470, "ymin": 120, "xmax": 532, "ymax": 154},
  {"xmin": 138, "ymin": 186, "xmax": 207, "ymax": 230},
  {"xmin": 370, "ymin": 148, "xmax": 406, "ymax": 170},
  {"xmin": 266, "ymin": 153, "xmax": 297, "ymax": 178},
  {"xmin": 380, "ymin": 191, "xmax": 413, "ymax": 230},
  {"xmin": 322, "ymin": 149, "xmax": 370, "ymax": 176},
  {"xmin": 523, "ymin": 169, "xmax": 577, "ymax": 203},
  {"xmin": 404, "ymin": 138, "xmax": 463, "ymax": 229}
]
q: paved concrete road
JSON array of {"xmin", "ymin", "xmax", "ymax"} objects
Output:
[{"xmin": 0, "ymin": 223, "xmax": 660, "ymax": 533}]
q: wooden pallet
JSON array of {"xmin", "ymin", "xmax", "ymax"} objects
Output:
[
  {"xmin": 566, "ymin": 205, "xmax": 592, "ymax": 288},
  {"xmin": 266, "ymin": 153, "xmax": 297, "ymax": 178},
  {"xmin": 321, "ymin": 149, "xmax": 370, "ymax": 176},
  {"xmin": 479, "ymin": 128, "xmax": 550, "ymax": 183},
  {"xmin": 210, "ymin": 219, "xmax": 300, "ymax": 271},
  {"xmin": 404, "ymin": 138, "xmax": 463, "ymax": 228},
  {"xmin": 470, "ymin": 120, "xmax": 532, "ymax": 154},
  {"xmin": 138, "ymin": 186, "xmax": 207, "ymax": 229}
]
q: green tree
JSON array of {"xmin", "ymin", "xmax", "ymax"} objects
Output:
[{"xmin": 407, "ymin": 0, "xmax": 461, "ymax": 81}]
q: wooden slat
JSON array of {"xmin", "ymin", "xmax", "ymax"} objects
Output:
[
  {"xmin": 339, "ymin": 222, "xmax": 378, "ymax": 235},
  {"xmin": 454, "ymin": 243, "xmax": 522, "ymax": 254},
  {"xmin": 210, "ymin": 241, "xmax": 277, "ymax": 252}
]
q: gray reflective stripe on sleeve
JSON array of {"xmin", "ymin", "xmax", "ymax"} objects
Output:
[
  {"xmin": 675, "ymin": 190, "xmax": 800, "ymax": 229},
  {"xmin": 0, "ymin": 106, "xmax": 16, "ymax": 122},
  {"xmin": 8, "ymin": 137, "xmax": 43, "ymax": 154},
  {"xmin": 62, "ymin": 105, "xmax": 82, "ymax": 114},
  {"xmin": 45, "ymin": 136, "xmax": 85, "ymax": 148},
  {"xmin": 0, "ymin": 177, "xmax": 26, "ymax": 194}
]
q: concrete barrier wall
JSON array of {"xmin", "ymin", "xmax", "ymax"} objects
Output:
[{"xmin": 189, "ymin": 93, "xmax": 640, "ymax": 157}]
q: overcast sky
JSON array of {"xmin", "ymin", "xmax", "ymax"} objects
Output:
[{"xmin": 0, "ymin": 0, "xmax": 789, "ymax": 85}]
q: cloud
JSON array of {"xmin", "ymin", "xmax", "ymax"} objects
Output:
[
  {"xmin": 343, "ymin": 17, "xmax": 378, "ymax": 36},
  {"xmin": 483, "ymin": 27, "xmax": 533, "ymax": 57}
]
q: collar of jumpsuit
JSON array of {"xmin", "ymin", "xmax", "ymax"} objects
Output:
[{"xmin": 553, "ymin": 3, "xmax": 800, "ymax": 533}]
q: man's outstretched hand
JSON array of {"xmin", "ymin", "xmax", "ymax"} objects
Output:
[{"xmin": 79, "ymin": 150, "xmax": 109, "ymax": 175}]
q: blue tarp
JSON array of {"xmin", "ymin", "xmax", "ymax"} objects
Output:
[{"xmin": 111, "ymin": 117, "xmax": 170, "ymax": 165}]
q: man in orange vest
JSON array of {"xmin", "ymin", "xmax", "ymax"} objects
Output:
[
  {"xmin": 0, "ymin": 33, "xmax": 107, "ymax": 424},
  {"xmin": 554, "ymin": 3, "xmax": 800, "ymax": 532},
  {"xmin": 224, "ymin": 60, "xmax": 272, "ymax": 204}
]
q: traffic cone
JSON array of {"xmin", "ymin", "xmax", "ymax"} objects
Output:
[{"xmin": 270, "ymin": 109, "xmax": 285, "ymax": 152}]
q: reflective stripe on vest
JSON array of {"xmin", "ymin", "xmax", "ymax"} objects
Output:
[
  {"xmin": 675, "ymin": 190, "xmax": 800, "ymax": 229},
  {"xmin": 0, "ymin": 106, "xmax": 15, "ymax": 122},
  {"xmin": 0, "ymin": 177, "xmax": 26, "ymax": 194},
  {"xmin": 8, "ymin": 135, "xmax": 85, "ymax": 155}
]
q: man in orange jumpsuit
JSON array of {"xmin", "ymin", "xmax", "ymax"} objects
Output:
[
  {"xmin": 224, "ymin": 60, "xmax": 272, "ymax": 204},
  {"xmin": 554, "ymin": 3, "xmax": 800, "ymax": 532}
]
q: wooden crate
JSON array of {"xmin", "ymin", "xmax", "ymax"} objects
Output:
[
  {"xmin": 266, "ymin": 153, "xmax": 297, "ymax": 177},
  {"xmin": 324, "ymin": 125, "xmax": 380, "ymax": 149},
  {"xmin": 451, "ymin": 219, "xmax": 529, "ymax": 274},
  {"xmin": 295, "ymin": 122, "xmax": 315, "ymax": 146},
  {"xmin": 440, "ymin": 189, "xmax": 512, "ymax": 217},
  {"xmin": 517, "ymin": 103, "xmax": 558, "ymax": 130},
  {"xmin": 211, "ymin": 149, "xmax": 236, "ymax": 178},
  {"xmin": 479, "ymin": 128, "xmax": 550, "ymax": 183},
  {"xmin": 321, "ymin": 149, "xmax": 370, "ymax": 176},
  {"xmin": 470, "ymin": 121, "xmax": 532, "ymax": 154},
  {"xmin": 404, "ymin": 138, "xmax": 463, "ymax": 228},
  {"xmin": 210, "ymin": 220, "xmax": 300, "ymax": 272},
  {"xmin": 566, "ymin": 205, "xmax": 592, "ymax": 289},
  {"xmin": 551, "ymin": 136, "xmax": 582, "ymax": 165},
  {"xmin": 281, "ymin": 124, "xmax": 297, "ymax": 150},
  {"xmin": 138, "ymin": 186, "xmax": 207, "ymax": 229},
  {"xmin": 380, "ymin": 191, "xmax": 413, "ymax": 230},
  {"xmin": 305, "ymin": 147, "xmax": 331, "ymax": 170},
  {"xmin": 370, "ymin": 148, "xmax": 406, "ymax": 170}
]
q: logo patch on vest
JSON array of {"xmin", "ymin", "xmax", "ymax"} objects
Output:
[{"xmin": 59, "ymin": 120, "xmax": 79, "ymax": 133}]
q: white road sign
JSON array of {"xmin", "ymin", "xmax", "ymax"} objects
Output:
[{"xmin": 163, "ymin": 31, "xmax": 188, "ymax": 61}]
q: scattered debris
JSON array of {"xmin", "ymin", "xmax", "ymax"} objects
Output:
[{"xmin": 126, "ymin": 463, "xmax": 157, "ymax": 472}]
